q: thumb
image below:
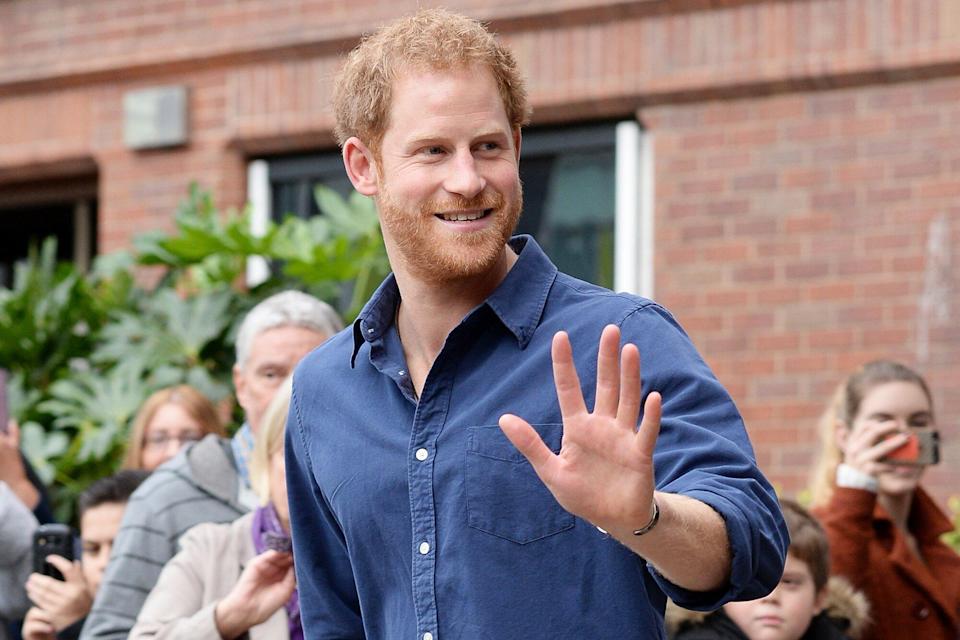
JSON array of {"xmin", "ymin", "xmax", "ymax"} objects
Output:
[{"xmin": 498, "ymin": 415, "xmax": 556, "ymax": 472}]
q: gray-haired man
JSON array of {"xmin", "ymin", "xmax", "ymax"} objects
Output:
[{"xmin": 81, "ymin": 290, "xmax": 342, "ymax": 640}]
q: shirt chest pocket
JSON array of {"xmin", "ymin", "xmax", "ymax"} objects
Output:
[{"xmin": 464, "ymin": 424, "xmax": 575, "ymax": 544}]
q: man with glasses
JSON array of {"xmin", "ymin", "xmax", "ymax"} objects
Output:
[{"xmin": 81, "ymin": 291, "xmax": 342, "ymax": 640}]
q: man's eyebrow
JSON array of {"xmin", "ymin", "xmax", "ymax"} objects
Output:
[{"xmin": 405, "ymin": 128, "xmax": 511, "ymax": 146}]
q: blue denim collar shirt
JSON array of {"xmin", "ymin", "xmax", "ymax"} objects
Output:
[{"xmin": 287, "ymin": 235, "xmax": 787, "ymax": 640}]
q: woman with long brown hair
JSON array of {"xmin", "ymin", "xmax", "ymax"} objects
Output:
[{"xmin": 809, "ymin": 360, "xmax": 958, "ymax": 640}]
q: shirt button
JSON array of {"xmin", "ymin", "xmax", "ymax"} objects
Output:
[
  {"xmin": 367, "ymin": 327, "xmax": 374, "ymax": 333},
  {"xmin": 415, "ymin": 448, "xmax": 429, "ymax": 461},
  {"xmin": 419, "ymin": 541, "xmax": 430, "ymax": 554},
  {"xmin": 913, "ymin": 603, "xmax": 930, "ymax": 619},
  {"xmin": 399, "ymin": 370, "xmax": 406, "ymax": 376},
  {"xmin": 423, "ymin": 633, "xmax": 433, "ymax": 640}
]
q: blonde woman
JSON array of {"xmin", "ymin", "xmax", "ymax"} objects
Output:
[
  {"xmin": 122, "ymin": 385, "xmax": 225, "ymax": 471},
  {"xmin": 809, "ymin": 360, "xmax": 959, "ymax": 640},
  {"xmin": 129, "ymin": 377, "xmax": 299, "ymax": 640}
]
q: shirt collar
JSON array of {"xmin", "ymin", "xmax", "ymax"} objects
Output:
[
  {"xmin": 871, "ymin": 486, "xmax": 954, "ymax": 541},
  {"xmin": 351, "ymin": 235, "xmax": 557, "ymax": 365}
]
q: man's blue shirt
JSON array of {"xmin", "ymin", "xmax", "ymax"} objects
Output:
[{"xmin": 287, "ymin": 235, "xmax": 788, "ymax": 640}]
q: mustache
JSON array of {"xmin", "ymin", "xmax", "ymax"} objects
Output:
[{"xmin": 420, "ymin": 190, "xmax": 504, "ymax": 215}]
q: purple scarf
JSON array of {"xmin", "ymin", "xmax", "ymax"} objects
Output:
[{"xmin": 252, "ymin": 504, "xmax": 303, "ymax": 640}]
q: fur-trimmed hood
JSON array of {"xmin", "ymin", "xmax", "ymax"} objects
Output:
[{"xmin": 666, "ymin": 576, "xmax": 871, "ymax": 639}]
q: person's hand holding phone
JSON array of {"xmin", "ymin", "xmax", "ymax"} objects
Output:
[
  {"xmin": 24, "ymin": 555, "xmax": 93, "ymax": 634},
  {"xmin": 21, "ymin": 606, "xmax": 57, "ymax": 640},
  {"xmin": 840, "ymin": 418, "xmax": 910, "ymax": 479}
]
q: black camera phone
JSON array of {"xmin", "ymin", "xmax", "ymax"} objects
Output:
[{"xmin": 32, "ymin": 523, "xmax": 75, "ymax": 581}]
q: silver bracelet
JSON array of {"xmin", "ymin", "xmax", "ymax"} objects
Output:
[{"xmin": 632, "ymin": 497, "xmax": 660, "ymax": 536}]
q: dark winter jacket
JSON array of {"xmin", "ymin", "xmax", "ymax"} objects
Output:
[{"xmin": 667, "ymin": 576, "xmax": 871, "ymax": 640}]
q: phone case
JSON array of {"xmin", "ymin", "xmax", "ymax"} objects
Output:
[{"xmin": 32, "ymin": 524, "xmax": 75, "ymax": 580}]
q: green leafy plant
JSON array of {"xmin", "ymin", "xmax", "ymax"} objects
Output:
[
  {"xmin": 2, "ymin": 183, "xmax": 388, "ymax": 522},
  {"xmin": 943, "ymin": 496, "xmax": 960, "ymax": 553}
]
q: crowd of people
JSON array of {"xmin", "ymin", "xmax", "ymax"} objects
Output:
[{"xmin": 1, "ymin": 8, "xmax": 957, "ymax": 640}]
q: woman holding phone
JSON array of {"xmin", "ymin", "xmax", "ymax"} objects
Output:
[
  {"xmin": 809, "ymin": 360, "xmax": 959, "ymax": 640},
  {"xmin": 130, "ymin": 377, "xmax": 300, "ymax": 640}
]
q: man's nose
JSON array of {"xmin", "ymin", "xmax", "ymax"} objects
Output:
[{"xmin": 444, "ymin": 150, "xmax": 485, "ymax": 199}]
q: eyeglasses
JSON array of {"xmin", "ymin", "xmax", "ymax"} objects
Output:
[{"xmin": 143, "ymin": 431, "xmax": 203, "ymax": 449}]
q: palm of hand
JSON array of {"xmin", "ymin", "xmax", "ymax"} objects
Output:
[{"xmin": 499, "ymin": 325, "xmax": 661, "ymax": 531}]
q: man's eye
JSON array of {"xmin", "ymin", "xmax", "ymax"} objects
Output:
[
  {"xmin": 423, "ymin": 146, "xmax": 444, "ymax": 155},
  {"xmin": 478, "ymin": 142, "xmax": 500, "ymax": 151}
]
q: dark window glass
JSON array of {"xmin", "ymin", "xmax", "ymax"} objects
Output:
[
  {"xmin": 516, "ymin": 123, "xmax": 616, "ymax": 288},
  {"xmin": 0, "ymin": 199, "xmax": 98, "ymax": 288}
]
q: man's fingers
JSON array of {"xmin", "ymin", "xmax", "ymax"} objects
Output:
[
  {"xmin": 551, "ymin": 332, "xmax": 587, "ymax": 419},
  {"xmin": 593, "ymin": 325, "xmax": 621, "ymax": 417},
  {"xmin": 637, "ymin": 391, "xmax": 662, "ymax": 454},
  {"xmin": 499, "ymin": 414, "xmax": 558, "ymax": 474},
  {"xmin": 616, "ymin": 343, "xmax": 642, "ymax": 428}
]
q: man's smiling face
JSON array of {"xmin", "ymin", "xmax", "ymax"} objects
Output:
[{"xmin": 372, "ymin": 64, "xmax": 522, "ymax": 285}]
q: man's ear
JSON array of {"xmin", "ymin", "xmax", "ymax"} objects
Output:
[
  {"xmin": 343, "ymin": 137, "xmax": 379, "ymax": 196},
  {"xmin": 513, "ymin": 128, "xmax": 522, "ymax": 161},
  {"xmin": 233, "ymin": 363, "xmax": 249, "ymax": 413}
]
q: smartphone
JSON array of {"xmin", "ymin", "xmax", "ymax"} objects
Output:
[
  {"xmin": 0, "ymin": 368, "xmax": 8, "ymax": 434},
  {"xmin": 32, "ymin": 523, "xmax": 75, "ymax": 581},
  {"xmin": 880, "ymin": 430, "xmax": 940, "ymax": 466}
]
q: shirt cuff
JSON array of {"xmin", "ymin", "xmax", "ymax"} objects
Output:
[{"xmin": 835, "ymin": 464, "xmax": 878, "ymax": 493}]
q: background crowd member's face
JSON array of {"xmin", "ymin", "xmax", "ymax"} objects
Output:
[
  {"xmin": 373, "ymin": 64, "xmax": 522, "ymax": 285},
  {"xmin": 846, "ymin": 380, "xmax": 933, "ymax": 496},
  {"xmin": 140, "ymin": 402, "xmax": 205, "ymax": 471},
  {"xmin": 80, "ymin": 501, "xmax": 126, "ymax": 595},
  {"xmin": 722, "ymin": 554, "xmax": 824, "ymax": 640},
  {"xmin": 234, "ymin": 325, "xmax": 328, "ymax": 433}
]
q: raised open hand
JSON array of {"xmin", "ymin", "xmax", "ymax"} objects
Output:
[{"xmin": 499, "ymin": 324, "xmax": 661, "ymax": 534}]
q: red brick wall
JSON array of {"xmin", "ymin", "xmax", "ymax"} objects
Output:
[
  {"xmin": 645, "ymin": 80, "xmax": 960, "ymax": 505},
  {"xmin": 0, "ymin": 0, "xmax": 957, "ymax": 506}
]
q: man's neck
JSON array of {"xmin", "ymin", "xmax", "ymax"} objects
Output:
[{"xmin": 394, "ymin": 246, "xmax": 518, "ymax": 395}]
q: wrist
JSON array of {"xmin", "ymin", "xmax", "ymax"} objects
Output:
[
  {"xmin": 214, "ymin": 597, "xmax": 251, "ymax": 640},
  {"xmin": 632, "ymin": 497, "xmax": 660, "ymax": 536},
  {"xmin": 836, "ymin": 463, "xmax": 878, "ymax": 493}
]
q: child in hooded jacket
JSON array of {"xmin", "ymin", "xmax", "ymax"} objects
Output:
[{"xmin": 667, "ymin": 499, "xmax": 870, "ymax": 640}]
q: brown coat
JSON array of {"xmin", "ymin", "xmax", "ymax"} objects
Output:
[
  {"xmin": 128, "ymin": 512, "xmax": 290, "ymax": 640},
  {"xmin": 813, "ymin": 487, "xmax": 960, "ymax": 640}
]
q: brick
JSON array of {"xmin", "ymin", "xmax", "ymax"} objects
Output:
[
  {"xmin": 732, "ymin": 172, "xmax": 778, "ymax": 191},
  {"xmin": 784, "ymin": 261, "xmax": 830, "ymax": 280},
  {"xmin": 733, "ymin": 264, "xmax": 775, "ymax": 284},
  {"xmin": 784, "ymin": 213, "xmax": 833, "ymax": 233},
  {"xmin": 681, "ymin": 222, "xmax": 725, "ymax": 242},
  {"xmin": 754, "ymin": 333, "xmax": 801, "ymax": 350},
  {"xmin": 809, "ymin": 282, "xmax": 856, "ymax": 301},
  {"xmin": 757, "ymin": 287, "xmax": 802, "ymax": 304},
  {"xmin": 808, "ymin": 329, "xmax": 855, "ymax": 349},
  {"xmin": 810, "ymin": 190, "xmax": 857, "ymax": 209}
]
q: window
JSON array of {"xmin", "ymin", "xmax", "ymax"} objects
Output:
[
  {"xmin": 249, "ymin": 120, "xmax": 649, "ymax": 294},
  {"xmin": 0, "ymin": 176, "xmax": 98, "ymax": 288},
  {"xmin": 516, "ymin": 122, "xmax": 616, "ymax": 288}
]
